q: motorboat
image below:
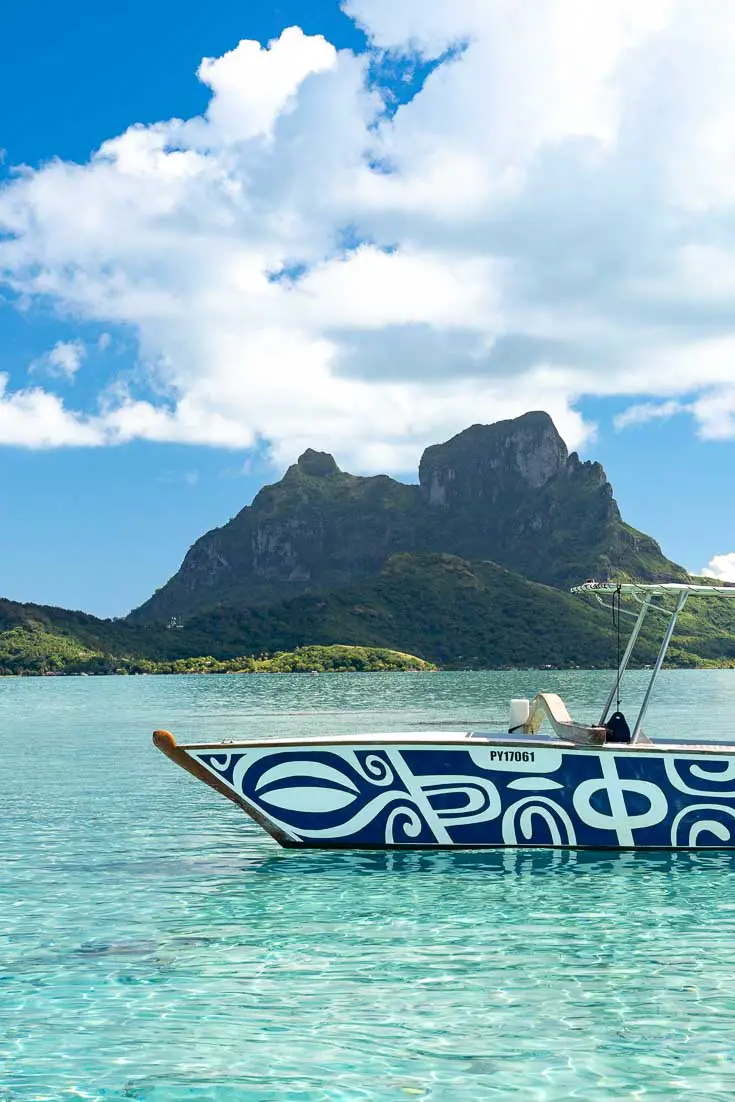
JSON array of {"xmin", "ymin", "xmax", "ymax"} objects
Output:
[{"xmin": 153, "ymin": 581, "xmax": 735, "ymax": 849}]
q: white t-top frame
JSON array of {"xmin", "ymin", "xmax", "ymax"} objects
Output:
[{"xmin": 572, "ymin": 581, "xmax": 735, "ymax": 742}]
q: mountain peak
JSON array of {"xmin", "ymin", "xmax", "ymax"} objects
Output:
[
  {"xmin": 295, "ymin": 449, "xmax": 341, "ymax": 478},
  {"xmin": 418, "ymin": 410, "xmax": 568, "ymax": 507},
  {"xmin": 128, "ymin": 409, "xmax": 687, "ymax": 624}
]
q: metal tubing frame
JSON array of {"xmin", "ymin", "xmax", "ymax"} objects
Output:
[
  {"xmin": 598, "ymin": 594, "xmax": 653, "ymax": 726},
  {"xmin": 632, "ymin": 590, "xmax": 689, "ymax": 743}
]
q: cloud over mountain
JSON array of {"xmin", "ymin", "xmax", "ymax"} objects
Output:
[{"xmin": 2, "ymin": 2, "xmax": 735, "ymax": 467}]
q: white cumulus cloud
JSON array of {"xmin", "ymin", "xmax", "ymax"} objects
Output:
[
  {"xmin": 703, "ymin": 553, "xmax": 735, "ymax": 583},
  {"xmin": 0, "ymin": 374, "xmax": 102, "ymax": 447},
  {"xmin": 2, "ymin": 4, "xmax": 735, "ymax": 467},
  {"xmin": 29, "ymin": 339, "xmax": 87, "ymax": 380},
  {"xmin": 614, "ymin": 400, "xmax": 686, "ymax": 431}
]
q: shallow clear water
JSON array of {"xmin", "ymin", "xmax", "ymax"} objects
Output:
[{"xmin": 3, "ymin": 670, "xmax": 735, "ymax": 1101}]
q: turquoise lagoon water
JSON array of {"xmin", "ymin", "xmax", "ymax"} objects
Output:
[{"xmin": 4, "ymin": 670, "xmax": 735, "ymax": 1100}]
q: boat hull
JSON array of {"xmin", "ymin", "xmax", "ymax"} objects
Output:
[{"xmin": 154, "ymin": 731, "xmax": 735, "ymax": 850}]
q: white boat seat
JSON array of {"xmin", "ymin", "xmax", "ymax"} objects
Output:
[{"xmin": 522, "ymin": 692, "xmax": 652, "ymax": 746}]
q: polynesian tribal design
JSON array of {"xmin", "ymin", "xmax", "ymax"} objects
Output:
[{"xmin": 188, "ymin": 743, "xmax": 735, "ymax": 849}]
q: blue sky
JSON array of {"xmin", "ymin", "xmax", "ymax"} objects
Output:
[
  {"xmin": 1, "ymin": 0, "xmax": 735, "ymax": 617},
  {"xmin": 0, "ymin": 0, "xmax": 362, "ymax": 616}
]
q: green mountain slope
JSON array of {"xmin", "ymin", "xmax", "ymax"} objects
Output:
[
  {"xmin": 156, "ymin": 555, "xmax": 734, "ymax": 670},
  {"xmin": 0, "ymin": 601, "xmax": 433, "ymax": 675},
  {"xmin": 1, "ymin": 555, "xmax": 734, "ymax": 674}
]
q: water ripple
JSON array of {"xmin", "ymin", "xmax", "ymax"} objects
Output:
[{"xmin": 3, "ymin": 671, "xmax": 735, "ymax": 1100}]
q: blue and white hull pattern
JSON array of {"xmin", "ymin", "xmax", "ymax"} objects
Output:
[{"xmin": 153, "ymin": 731, "xmax": 735, "ymax": 850}]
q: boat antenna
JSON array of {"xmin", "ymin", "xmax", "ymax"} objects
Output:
[{"xmin": 612, "ymin": 584, "xmax": 622, "ymax": 713}]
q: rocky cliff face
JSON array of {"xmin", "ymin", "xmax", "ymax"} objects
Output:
[
  {"xmin": 415, "ymin": 412, "xmax": 648, "ymax": 590},
  {"xmin": 419, "ymin": 411, "xmax": 567, "ymax": 507},
  {"xmin": 129, "ymin": 412, "xmax": 687, "ymax": 623}
]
